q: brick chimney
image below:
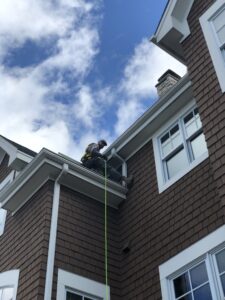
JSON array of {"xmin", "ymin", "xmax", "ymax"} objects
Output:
[{"xmin": 155, "ymin": 69, "xmax": 181, "ymax": 97}]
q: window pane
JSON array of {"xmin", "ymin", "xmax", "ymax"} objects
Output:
[
  {"xmin": 217, "ymin": 25, "xmax": 225, "ymax": 44},
  {"xmin": 191, "ymin": 133, "xmax": 207, "ymax": 160},
  {"xmin": 173, "ymin": 272, "xmax": 191, "ymax": 297},
  {"xmin": 166, "ymin": 148, "xmax": 188, "ymax": 179},
  {"xmin": 216, "ymin": 249, "xmax": 225, "ymax": 273},
  {"xmin": 184, "ymin": 113, "xmax": 202, "ymax": 138},
  {"xmin": 190, "ymin": 262, "xmax": 208, "ymax": 289},
  {"xmin": 179, "ymin": 295, "xmax": 193, "ymax": 300},
  {"xmin": 2, "ymin": 288, "xmax": 14, "ymax": 300},
  {"xmin": 66, "ymin": 292, "xmax": 82, "ymax": 300},
  {"xmin": 161, "ymin": 124, "xmax": 182, "ymax": 157},
  {"xmin": 193, "ymin": 284, "xmax": 213, "ymax": 300},
  {"xmin": 213, "ymin": 9, "xmax": 225, "ymax": 31},
  {"xmin": 220, "ymin": 273, "xmax": 225, "ymax": 296}
]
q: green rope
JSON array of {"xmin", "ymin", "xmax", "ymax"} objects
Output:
[{"xmin": 104, "ymin": 160, "xmax": 108, "ymax": 300}]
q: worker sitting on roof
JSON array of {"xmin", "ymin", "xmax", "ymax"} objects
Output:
[{"xmin": 81, "ymin": 139, "xmax": 134, "ymax": 188}]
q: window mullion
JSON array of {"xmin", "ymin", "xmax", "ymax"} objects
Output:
[
  {"xmin": 179, "ymin": 119, "xmax": 191, "ymax": 163},
  {"xmin": 206, "ymin": 253, "xmax": 221, "ymax": 300}
]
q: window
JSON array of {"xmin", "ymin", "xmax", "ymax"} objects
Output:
[
  {"xmin": 0, "ymin": 270, "xmax": 20, "ymax": 300},
  {"xmin": 57, "ymin": 269, "xmax": 109, "ymax": 300},
  {"xmin": 200, "ymin": 0, "xmax": 225, "ymax": 92},
  {"xmin": 159, "ymin": 225, "xmax": 225, "ymax": 300},
  {"xmin": 153, "ymin": 102, "xmax": 208, "ymax": 192}
]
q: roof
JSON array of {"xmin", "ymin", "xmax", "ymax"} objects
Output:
[
  {"xmin": 105, "ymin": 74, "xmax": 192, "ymax": 167},
  {"xmin": 151, "ymin": 0, "xmax": 195, "ymax": 63},
  {"xmin": 0, "ymin": 135, "xmax": 37, "ymax": 157}
]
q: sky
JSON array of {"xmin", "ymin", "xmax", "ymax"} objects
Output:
[{"xmin": 0, "ymin": 0, "xmax": 186, "ymax": 161}]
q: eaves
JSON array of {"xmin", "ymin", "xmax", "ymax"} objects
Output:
[
  {"xmin": 105, "ymin": 74, "xmax": 193, "ymax": 166},
  {"xmin": 0, "ymin": 149, "xmax": 127, "ymax": 214}
]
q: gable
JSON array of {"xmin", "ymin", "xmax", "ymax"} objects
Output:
[{"xmin": 152, "ymin": 0, "xmax": 195, "ymax": 63}]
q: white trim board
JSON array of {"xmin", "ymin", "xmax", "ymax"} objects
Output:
[
  {"xmin": 57, "ymin": 269, "xmax": 110, "ymax": 300},
  {"xmin": 0, "ymin": 269, "xmax": 20, "ymax": 300},
  {"xmin": 200, "ymin": 0, "xmax": 225, "ymax": 93},
  {"xmin": 159, "ymin": 224, "xmax": 225, "ymax": 278}
]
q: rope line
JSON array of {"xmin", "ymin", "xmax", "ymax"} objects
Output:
[{"xmin": 104, "ymin": 161, "xmax": 108, "ymax": 300}]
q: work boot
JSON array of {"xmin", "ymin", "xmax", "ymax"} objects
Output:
[{"xmin": 122, "ymin": 175, "xmax": 134, "ymax": 189}]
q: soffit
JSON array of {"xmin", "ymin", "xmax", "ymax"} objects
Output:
[
  {"xmin": 0, "ymin": 149, "xmax": 127, "ymax": 213},
  {"xmin": 151, "ymin": 0, "xmax": 195, "ymax": 63}
]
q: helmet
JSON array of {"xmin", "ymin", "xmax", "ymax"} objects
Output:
[{"xmin": 98, "ymin": 139, "xmax": 107, "ymax": 146}]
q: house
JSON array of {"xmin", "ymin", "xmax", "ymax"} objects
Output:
[{"xmin": 1, "ymin": 0, "xmax": 225, "ymax": 299}]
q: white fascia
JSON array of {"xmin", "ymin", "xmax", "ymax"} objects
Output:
[
  {"xmin": 152, "ymin": 0, "xmax": 194, "ymax": 62},
  {"xmin": 0, "ymin": 136, "xmax": 33, "ymax": 170},
  {"xmin": 156, "ymin": 0, "xmax": 194, "ymax": 41},
  {"xmin": 200, "ymin": 0, "xmax": 225, "ymax": 93}
]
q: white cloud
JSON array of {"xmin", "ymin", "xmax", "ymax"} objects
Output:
[
  {"xmin": 0, "ymin": 0, "xmax": 103, "ymax": 160},
  {"xmin": 115, "ymin": 39, "xmax": 187, "ymax": 135}
]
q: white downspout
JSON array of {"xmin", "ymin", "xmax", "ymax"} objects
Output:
[
  {"xmin": 44, "ymin": 163, "xmax": 69, "ymax": 300},
  {"xmin": 110, "ymin": 148, "xmax": 127, "ymax": 177}
]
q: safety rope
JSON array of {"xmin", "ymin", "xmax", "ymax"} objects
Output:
[{"xmin": 104, "ymin": 160, "xmax": 109, "ymax": 300}]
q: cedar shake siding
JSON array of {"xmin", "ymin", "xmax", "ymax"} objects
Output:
[
  {"xmin": 183, "ymin": 0, "xmax": 225, "ymax": 209},
  {"xmin": 53, "ymin": 187, "xmax": 121, "ymax": 300},
  {"xmin": 0, "ymin": 181, "xmax": 53, "ymax": 300},
  {"xmin": 118, "ymin": 140, "xmax": 224, "ymax": 299}
]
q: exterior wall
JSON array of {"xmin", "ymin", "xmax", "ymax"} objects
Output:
[
  {"xmin": 118, "ymin": 140, "xmax": 224, "ymax": 299},
  {"xmin": 0, "ymin": 181, "xmax": 53, "ymax": 300},
  {"xmin": 53, "ymin": 187, "xmax": 121, "ymax": 300},
  {"xmin": 183, "ymin": 0, "xmax": 225, "ymax": 210}
]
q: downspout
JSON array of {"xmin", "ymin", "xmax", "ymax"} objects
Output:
[
  {"xmin": 110, "ymin": 148, "xmax": 127, "ymax": 178},
  {"xmin": 44, "ymin": 163, "xmax": 69, "ymax": 300}
]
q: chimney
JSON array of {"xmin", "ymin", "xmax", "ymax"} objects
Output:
[{"xmin": 155, "ymin": 69, "xmax": 181, "ymax": 97}]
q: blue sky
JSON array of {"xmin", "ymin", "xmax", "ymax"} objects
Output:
[{"xmin": 0, "ymin": 0, "xmax": 186, "ymax": 160}]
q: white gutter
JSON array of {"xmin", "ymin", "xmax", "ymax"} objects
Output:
[{"xmin": 44, "ymin": 163, "xmax": 69, "ymax": 300}]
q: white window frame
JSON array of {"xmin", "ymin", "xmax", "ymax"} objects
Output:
[
  {"xmin": 200, "ymin": 0, "xmax": 225, "ymax": 93},
  {"xmin": 0, "ymin": 270, "xmax": 20, "ymax": 300},
  {"xmin": 153, "ymin": 100, "xmax": 208, "ymax": 193},
  {"xmin": 159, "ymin": 225, "xmax": 225, "ymax": 300},
  {"xmin": 57, "ymin": 269, "xmax": 110, "ymax": 300}
]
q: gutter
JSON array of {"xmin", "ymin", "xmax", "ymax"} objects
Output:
[{"xmin": 44, "ymin": 163, "xmax": 69, "ymax": 300}]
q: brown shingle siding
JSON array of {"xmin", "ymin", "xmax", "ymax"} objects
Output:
[
  {"xmin": 0, "ymin": 181, "xmax": 53, "ymax": 299},
  {"xmin": 53, "ymin": 187, "xmax": 121, "ymax": 300},
  {"xmin": 118, "ymin": 137, "xmax": 222, "ymax": 298}
]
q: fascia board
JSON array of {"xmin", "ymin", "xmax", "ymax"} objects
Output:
[
  {"xmin": 0, "ymin": 149, "xmax": 126, "ymax": 212},
  {"xmin": 155, "ymin": 0, "xmax": 175, "ymax": 40},
  {"xmin": 154, "ymin": 0, "xmax": 194, "ymax": 59},
  {"xmin": 0, "ymin": 136, "xmax": 17, "ymax": 165},
  {"xmin": 105, "ymin": 74, "xmax": 191, "ymax": 159},
  {"xmin": 0, "ymin": 136, "xmax": 34, "ymax": 170}
]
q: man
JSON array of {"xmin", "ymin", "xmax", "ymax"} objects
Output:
[{"xmin": 81, "ymin": 140, "xmax": 133, "ymax": 188}]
